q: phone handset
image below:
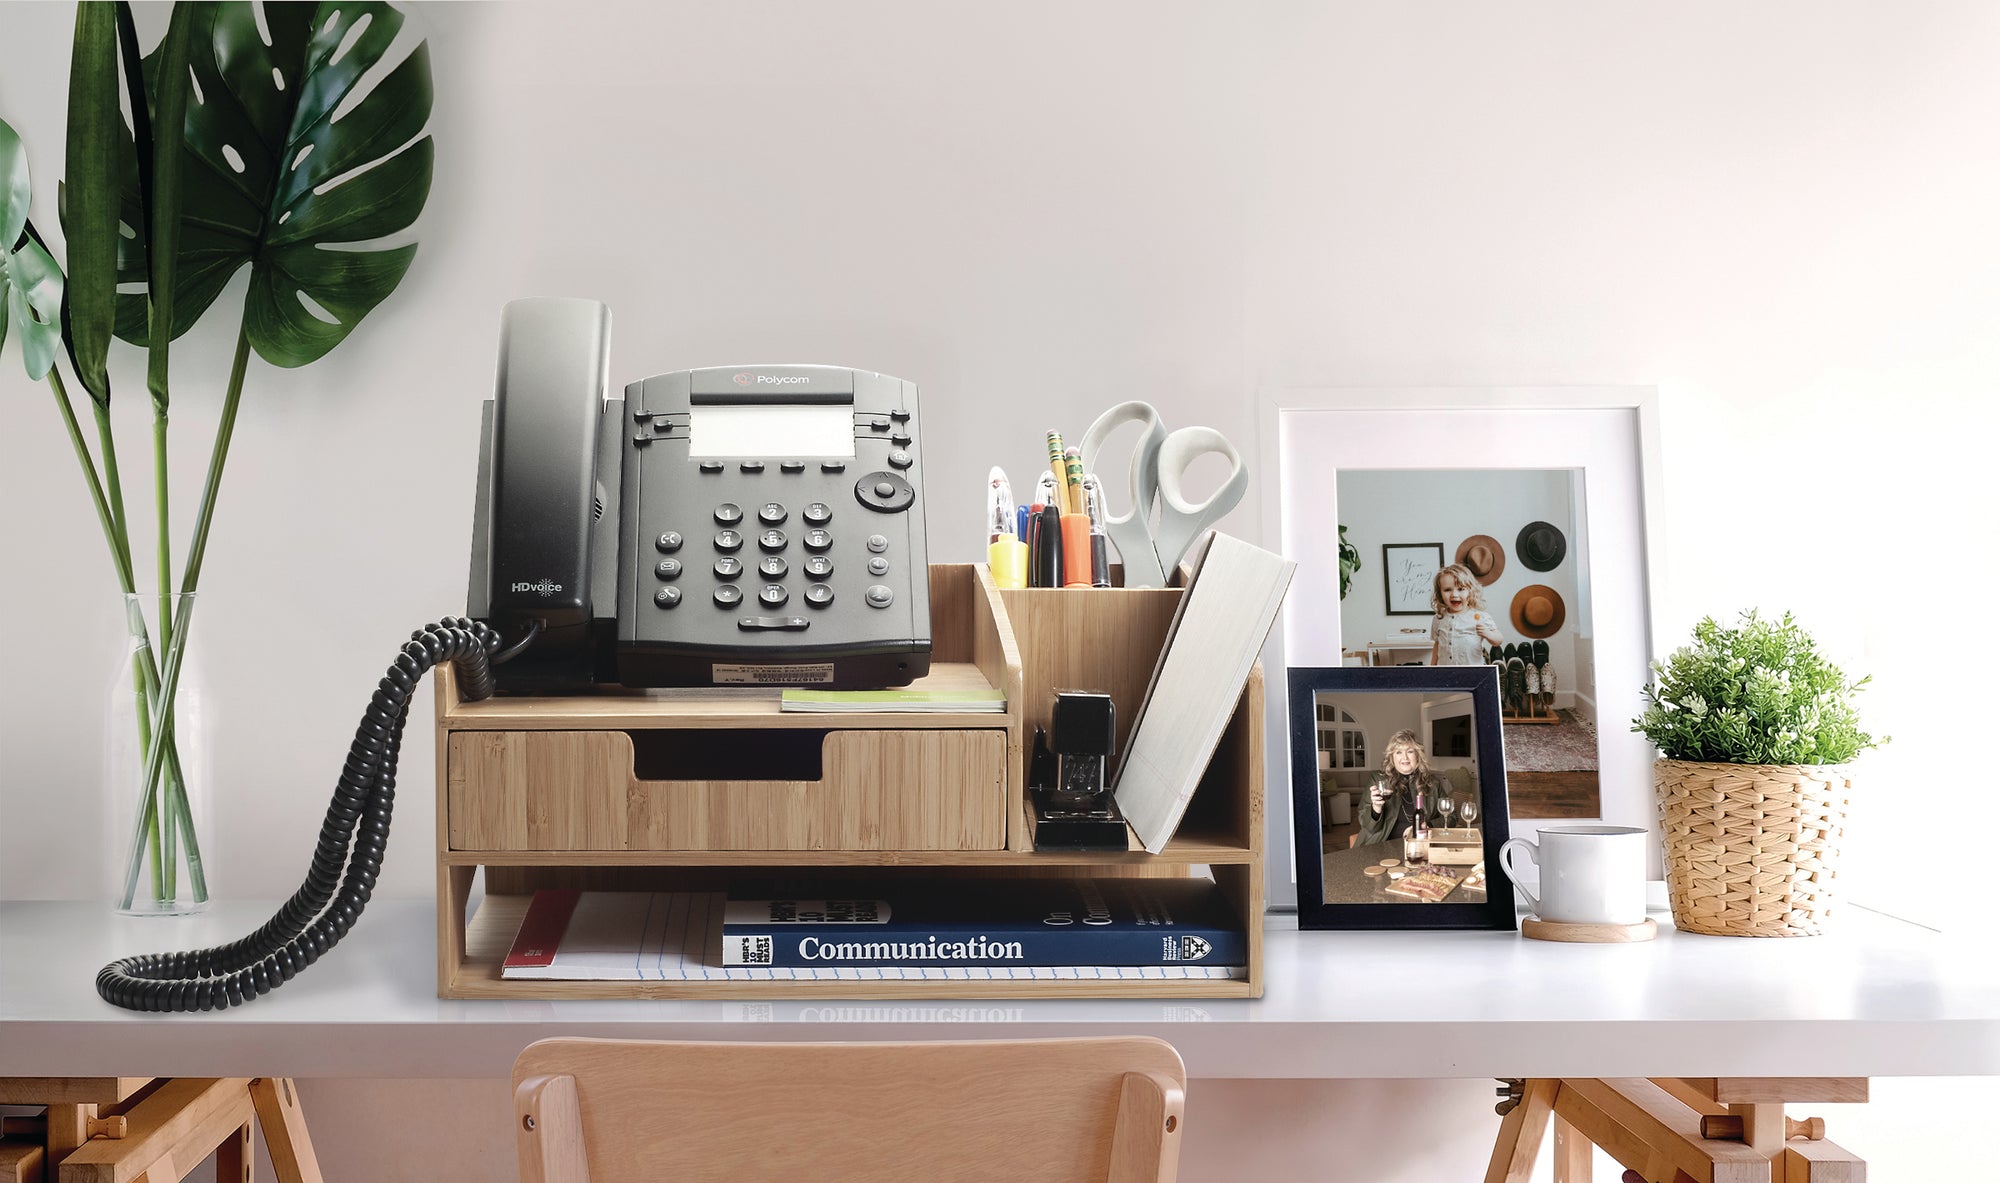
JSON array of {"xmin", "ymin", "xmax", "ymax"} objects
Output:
[{"xmin": 483, "ymin": 297, "xmax": 613, "ymax": 666}]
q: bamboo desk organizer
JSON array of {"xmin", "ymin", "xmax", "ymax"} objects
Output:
[{"xmin": 434, "ymin": 563, "xmax": 1264, "ymax": 1000}]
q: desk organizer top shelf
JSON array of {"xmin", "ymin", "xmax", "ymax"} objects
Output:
[{"xmin": 434, "ymin": 563, "xmax": 1264, "ymax": 999}]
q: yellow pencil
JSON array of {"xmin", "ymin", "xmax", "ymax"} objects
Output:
[{"xmin": 1046, "ymin": 431, "xmax": 1074, "ymax": 514}]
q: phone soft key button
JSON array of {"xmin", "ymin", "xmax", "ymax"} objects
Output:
[{"xmin": 780, "ymin": 461, "xmax": 806, "ymax": 473}]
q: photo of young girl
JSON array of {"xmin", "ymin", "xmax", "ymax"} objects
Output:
[{"xmin": 1429, "ymin": 563, "xmax": 1503, "ymax": 666}]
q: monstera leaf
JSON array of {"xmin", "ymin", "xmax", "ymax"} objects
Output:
[
  {"xmin": 112, "ymin": 1, "xmax": 433, "ymax": 367},
  {"xmin": 0, "ymin": 117, "xmax": 66, "ymax": 380}
]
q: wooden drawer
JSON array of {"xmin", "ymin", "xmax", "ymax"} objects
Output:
[{"xmin": 447, "ymin": 729, "xmax": 1008, "ymax": 852}]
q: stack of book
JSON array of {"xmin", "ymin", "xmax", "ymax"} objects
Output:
[{"xmin": 501, "ymin": 878, "xmax": 1247, "ymax": 981}]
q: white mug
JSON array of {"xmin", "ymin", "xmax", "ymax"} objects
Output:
[{"xmin": 1498, "ymin": 825, "xmax": 1647, "ymax": 925}]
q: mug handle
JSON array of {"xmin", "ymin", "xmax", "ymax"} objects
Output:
[{"xmin": 1498, "ymin": 838, "xmax": 1539, "ymax": 916}]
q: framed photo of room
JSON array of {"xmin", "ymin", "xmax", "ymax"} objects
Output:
[
  {"xmin": 1289, "ymin": 665, "xmax": 1517, "ymax": 930},
  {"xmin": 1255, "ymin": 388, "xmax": 1663, "ymax": 910}
]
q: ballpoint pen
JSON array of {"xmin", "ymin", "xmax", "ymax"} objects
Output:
[
  {"xmin": 1033, "ymin": 472, "xmax": 1063, "ymax": 588},
  {"xmin": 1081, "ymin": 473, "xmax": 1111, "ymax": 588},
  {"xmin": 986, "ymin": 467, "xmax": 1028, "ymax": 589}
]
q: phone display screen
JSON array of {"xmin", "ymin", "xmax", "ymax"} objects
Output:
[{"xmin": 688, "ymin": 404, "xmax": 855, "ymax": 458}]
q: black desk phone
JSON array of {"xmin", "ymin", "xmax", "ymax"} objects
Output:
[
  {"xmin": 470, "ymin": 296, "xmax": 932, "ymax": 691},
  {"xmin": 95, "ymin": 297, "xmax": 932, "ymax": 1011}
]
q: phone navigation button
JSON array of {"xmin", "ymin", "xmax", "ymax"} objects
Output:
[{"xmin": 867, "ymin": 556, "xmax": 890, "ymax": 576}]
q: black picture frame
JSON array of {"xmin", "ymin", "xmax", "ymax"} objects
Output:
[
  {"xmin": 1382, "ymin": 542, "xmax": 1444, "ymax": 616},
  {"xmin": 1289, "ymin": 665, "xmax": 1517, "ymax": 930}
]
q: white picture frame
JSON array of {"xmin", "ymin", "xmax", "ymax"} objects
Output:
[{"xmin": 1255, "ymin": 387, "xmax": 1666, "ymax": 910}]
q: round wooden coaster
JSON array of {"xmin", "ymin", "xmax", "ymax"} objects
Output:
[
  {"xmin": 1377, "ymin": 859, "xmax": 1401, "ymax": 867},
  {"xmin": 1363, "ymin": 865, "xmax": 1387, "ymax": 877},
  {"xmin": 1520, "ymin": 916, "xmax": 1658, "ymax": 943}
]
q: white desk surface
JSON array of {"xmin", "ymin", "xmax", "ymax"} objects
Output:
[{"xmin": 5, "ymin": 900, "xmax": 1997, "ymax": 1082}]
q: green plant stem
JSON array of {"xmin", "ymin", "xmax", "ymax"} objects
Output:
[
  {"xmin": 153, "ymin": 410, "xmax": 175, "ymax": 898},
  {"xmin": 122, "ymin": 322, "xmax": 248, "ymax": 907},
  {"xmin": 48, "ymin": 370, "xmax": 182, "ymax": 902}
]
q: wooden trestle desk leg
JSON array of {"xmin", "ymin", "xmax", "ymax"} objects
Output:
[
  {"xmin": 1487, "ymin": 1079, "xmax": 1868, "ymax": 1183},
  {"xmin": 248, "ymin": 1079, "xmax": 324, "ymax": 1183}
]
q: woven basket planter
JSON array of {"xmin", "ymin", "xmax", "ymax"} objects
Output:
[{"xmin": 1655, "ymin": 759, "xmax": 1852, "ymax": 937}]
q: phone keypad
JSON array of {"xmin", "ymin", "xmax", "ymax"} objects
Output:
[
  {"xmin": 758, "ymin": 502, "xmax": 786, "ymax": 525},
  {"xmin": 758, "ymin": 529, "xmax": 787, "ymax": 552},
  {"xmin": 759, "ymin": 584, "xmax": 789, "ymax": 608},
  {"xmin": 714, "ymin": 503, "xmax": 744, "ymax": 525},
  {"xmin": 805, "ymin": 584, "xmax": 834, "ymax": 607},
  {"xmin": 715, "ymin": 529, "xmax": 743, "ymax": 552},
  {"xmin": 714, "ymin": 585, "xmax": 744, "ymax": 608},
  {"xmin": 803, "ymin": 502, "xmax": 832, "ymax": 526},
  {"xmin": 804, "ymin": 555, "xmax": 833, "ymax": 579},
  {"xmin": 804, "ymin": 528, "xmax": 832, "ymax": 553},
  {"xmin": 714, "ymin": 556, "xmax": 743, "ymax": 579},
  {"xmin": 759, "ymin": 556, "xmax": 787, "ymax": 579}
]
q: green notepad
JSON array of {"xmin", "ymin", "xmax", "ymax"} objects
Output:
[{"xmin": 779, "ymin": 687, "xmax": 1006, "ymax": 713}]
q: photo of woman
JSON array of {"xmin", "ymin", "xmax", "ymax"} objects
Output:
[{"xmin": 1355, "ymin": 729, "xmax": 1456, "ymax": 845}]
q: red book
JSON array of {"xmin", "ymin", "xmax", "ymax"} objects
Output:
[{"xmin": 501, "ymin": 889, "xmax": 583, "ymax": 970}]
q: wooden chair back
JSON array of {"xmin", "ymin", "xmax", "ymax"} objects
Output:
[{"xmin": 512, "ymin": 1036, "xmax": 1186, "ymax": 1183}]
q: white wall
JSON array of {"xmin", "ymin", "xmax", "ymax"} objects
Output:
[{"xmin": 5, "ymin": 2, "xmax": 1999, "ymax": 1178}]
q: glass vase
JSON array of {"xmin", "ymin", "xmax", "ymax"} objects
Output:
[{"xmin": 104, "ymin": 592, "xmax": 212, "ymax": 915}]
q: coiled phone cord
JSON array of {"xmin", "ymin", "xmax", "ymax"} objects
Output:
[{"xmin": 96, "ymin": 618, "xmax": 504, "ymax": 1011}]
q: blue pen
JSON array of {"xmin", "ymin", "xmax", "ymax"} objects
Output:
[{"xmin": 1016, "ymin": 505, "xmax": 1031, "ymax": 543}]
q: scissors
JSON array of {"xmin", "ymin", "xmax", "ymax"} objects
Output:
[{"xmin": 1078, "ymin": 401, "xmax": 1247, "ymax": 588}]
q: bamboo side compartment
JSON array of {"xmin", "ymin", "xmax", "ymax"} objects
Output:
[{"xmin": 434, "ymin": 563, "xmax": 1264, "ymax": 1000}]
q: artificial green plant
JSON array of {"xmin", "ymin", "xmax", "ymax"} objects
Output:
[{"xmin": 0, "ymin": 1, "xmax": 434, "ymax": 908}]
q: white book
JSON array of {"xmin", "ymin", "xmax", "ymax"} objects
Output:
[{"xmin": 1113, "ymin": 531, "xmax": 1296, "ymax": 853}]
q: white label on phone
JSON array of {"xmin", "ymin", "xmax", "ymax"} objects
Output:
[{"xmin": 713, "ymin": 664, "xmax": 835, "ymax": 685}]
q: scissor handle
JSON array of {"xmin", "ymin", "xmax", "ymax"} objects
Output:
[
  {"xmin": 1151, "ymin": 427, "xmax": 1248, "ymax": 576},
  {"xmin": 1079, "ymin": 401, "xmax": 1170, "ymax": 586}
]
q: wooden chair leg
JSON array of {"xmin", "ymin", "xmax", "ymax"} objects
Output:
[
  {"xmin": 515, "ymin": 1074, "xmax": 589, "ymax": 1183},
  {"xmin": 248, "ymin": 1080, "xmax": 322, "ymax": 1183},
  {"xmin": 1485, "ymin": 1079, "xmax": 1559, "ymax": 1183}
]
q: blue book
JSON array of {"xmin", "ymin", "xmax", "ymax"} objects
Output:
[{"xmin": 720, "ymin": 878, "xmax": 1244, "ymax": 968}]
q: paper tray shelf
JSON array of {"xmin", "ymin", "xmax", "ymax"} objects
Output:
[{"xmin": 435, "ymin": 563, "xmax": 1263, "ymax": 999}]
